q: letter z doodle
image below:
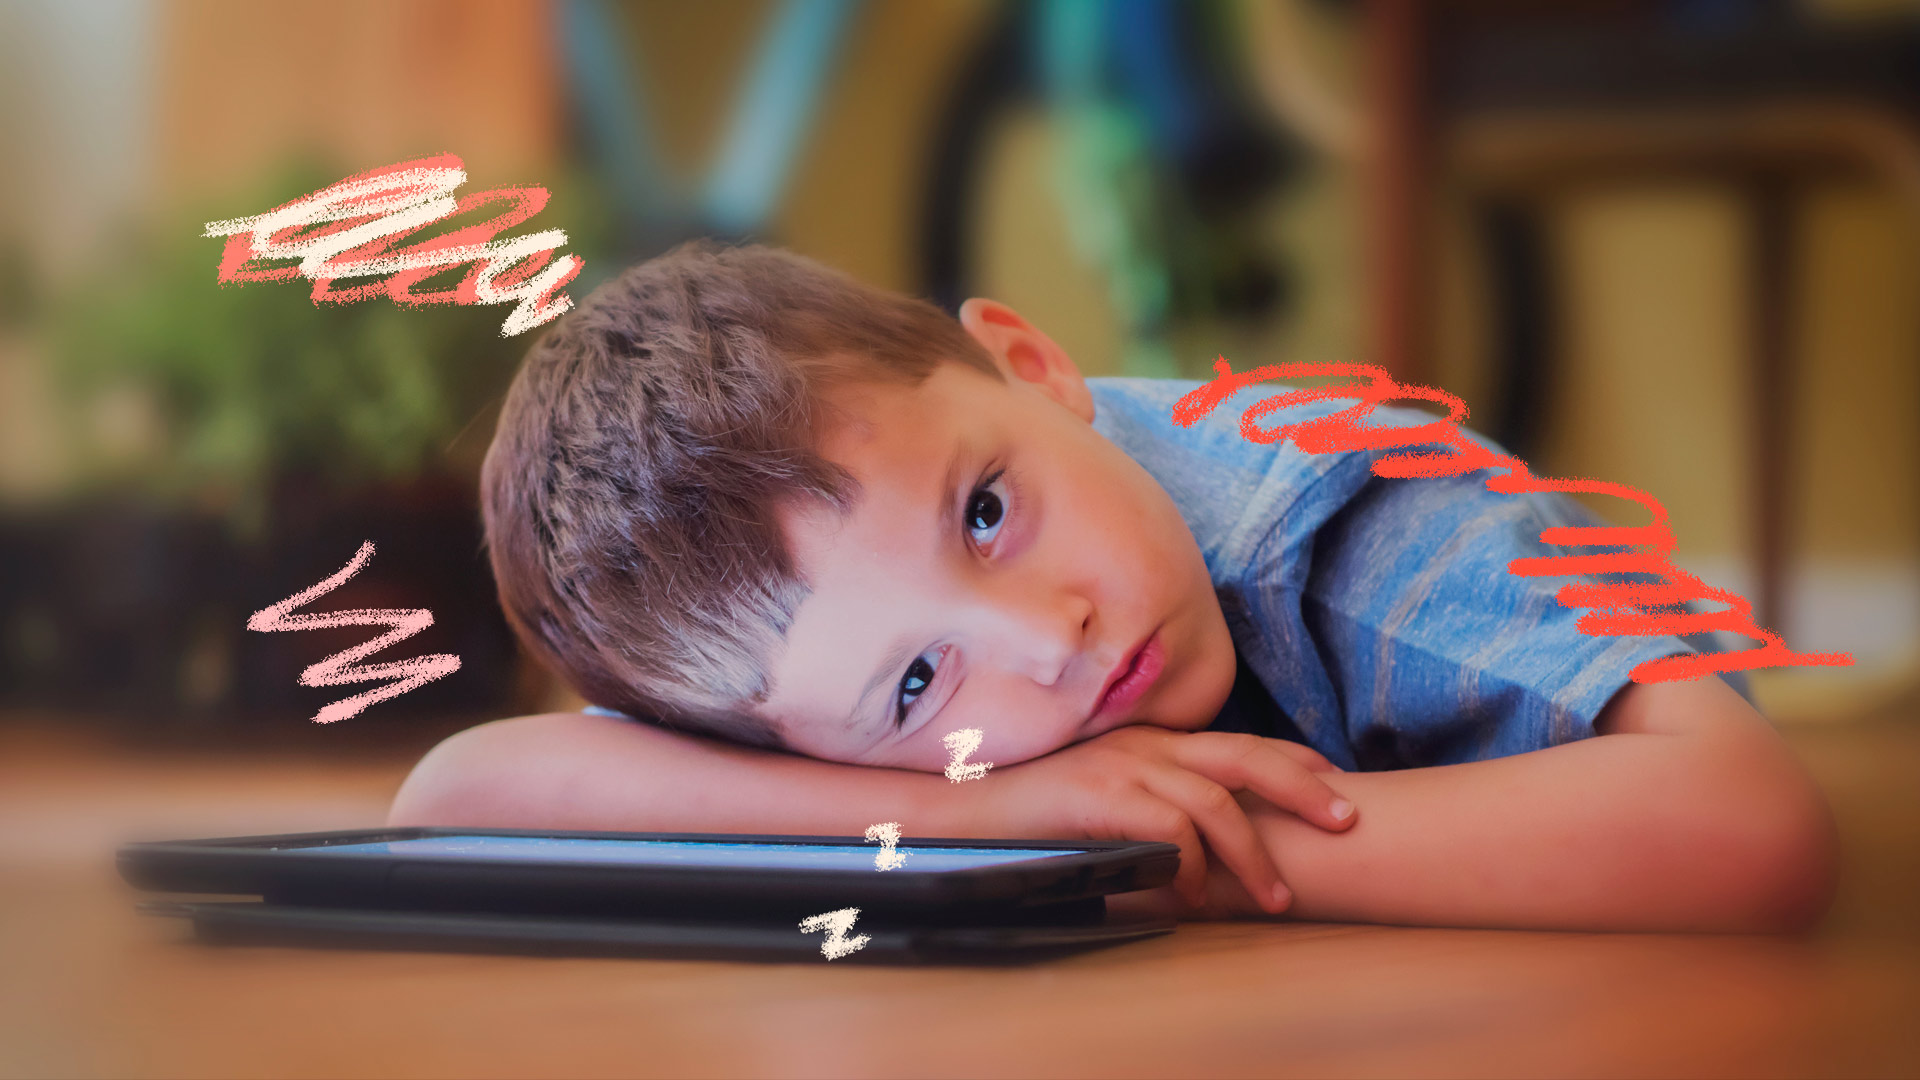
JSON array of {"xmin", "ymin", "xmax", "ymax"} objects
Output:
[
  {"xmin": 942, "ymin": 728, "xmax": 992, "ymax": 783},
  {"xmin": 798, "ymin": 908, "xmax": 871, "ymax": 961},
  {"xmin": 865, "ymin": 822, "xmax": 906, "ymax": 871},
  {"xmin": 801, "ymin": 738, "xmax": 996, "ymax": 957}
]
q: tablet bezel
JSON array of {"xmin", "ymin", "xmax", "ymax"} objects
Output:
[
  {"xmin": 145, "ymin": 899, "xmax": 1177, "ymax": 964},
  {"xmin": 118, "ymin": 827, "xmax": 1181, "ymax": 916}
]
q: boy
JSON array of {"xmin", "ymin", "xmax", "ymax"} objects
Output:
[{"xmin": 391, "ymin": 243, "xmax": 1837, "ymax": 932}]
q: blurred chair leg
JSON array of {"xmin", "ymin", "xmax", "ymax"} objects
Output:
[
  {"xmin": 1364, "ymin": 0, "xmax": 1430, "ymax": 385},
  {"xmin": 1478, "ymin": 195, "xmax": 1556, "ymax": 462},
  {"xmin": 1747, "ymin": 176, "xmax": 1795, "ymax": 637}
]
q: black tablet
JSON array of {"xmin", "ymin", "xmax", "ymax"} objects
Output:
[
  {"xmin": 140, "ymin": 899, "xmax": 1176, "ymax": 964},
  {"xmin": 118, "ymin": 827, "xmax": 1182, "ymax": 918}
]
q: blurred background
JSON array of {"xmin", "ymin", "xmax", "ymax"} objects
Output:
[
  {"xmin": 6, "ymin": 0, "xmax": 1920, "ymax": 747},
  {"xmin": 5, "ymin": 0, "xmax": 1920, "ymax": 742},
  {"xmin": 4, "ymin": 3, "xmax": 1920, "ymax": 1075}
]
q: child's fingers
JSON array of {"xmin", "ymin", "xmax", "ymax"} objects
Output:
[
  {"xmin": 1112, "ymin": 790, "xmax": 1211, "ymax": 906},
  {"xmin": 1177, "ymin": 735, "xmax": 1357, "ymax": 832},
  {"xmin": 1137, "ymin": 767, "xmax": 1290, "ymax": 914},
  {"xmin": 1267, "ymin": 740, "xmax": 1342, "ymax": 773}
]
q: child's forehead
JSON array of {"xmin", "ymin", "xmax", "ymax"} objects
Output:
[
  {"xmin": 787, "ymin": 362, "xmax": 1016, "ymax": 552},
  {"xmin": 813, "ymin": 369, "xmax": 972, "ymax": 455},
  {"xmin": 780, "ymin": 380, "xmax": 977, "ymax": 570}
]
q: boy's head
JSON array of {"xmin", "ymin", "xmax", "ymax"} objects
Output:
[{"xmin": 482, "ymin": 242, "xmax": 1235, "ymax": 771}]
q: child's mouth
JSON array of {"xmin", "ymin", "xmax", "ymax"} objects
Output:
[{"xmin": 1092, "ymin": 629, "xmax": 1166, "ymax": 724}]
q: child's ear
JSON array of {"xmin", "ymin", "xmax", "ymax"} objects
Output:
[{"xmin": 958, "ymin": 298, "xmax": 1094, "ymax": 423}]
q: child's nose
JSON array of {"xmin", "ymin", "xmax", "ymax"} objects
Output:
[{"xmin": 973, "ymin": 581, "xmax": 1093, "ymax": 686}]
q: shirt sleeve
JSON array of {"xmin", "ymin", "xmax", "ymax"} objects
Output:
[{"xmin": 1281, "ymin": 461, "xmax": 1700, "ymax": 772}]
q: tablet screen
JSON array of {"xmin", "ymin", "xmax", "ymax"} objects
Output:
[{"xmin": 290, "ymin": 835, "xmax": 1085, "ymax": 872}]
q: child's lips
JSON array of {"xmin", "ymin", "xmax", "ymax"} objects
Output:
[{"xmin": 1090, "ymin": 629, "xmax": 1166, "ymax": 728}]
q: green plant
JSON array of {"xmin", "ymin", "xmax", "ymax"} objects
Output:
[{"xmin": 52, "ymin": 160, "xmax": 609, "ymax": 536}]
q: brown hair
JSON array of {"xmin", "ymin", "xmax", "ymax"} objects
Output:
[{"xmin": 481, "ymin": 242, "xmax": 1001, "ymax": 748}]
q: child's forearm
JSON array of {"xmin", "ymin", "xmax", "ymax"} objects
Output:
[
  {"xmin": 1182, "ymin": 716, "xmax": 1837, "ymax": 933},
  {"xmin": 387, "ymin": 712, "xmax": 975, "ymax": 836}
]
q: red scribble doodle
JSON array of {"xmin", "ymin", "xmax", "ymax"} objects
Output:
[
  {"xmin": 246, "ymin": 541, "xmax": 463, "ymax": 723},
  {"xmin": 202, "ymin": 153, "xmax": 583, "ymax": 337},
  {"xmin": 1173, "ymin": 358, "xmax": 1853, "ymax": 683}
]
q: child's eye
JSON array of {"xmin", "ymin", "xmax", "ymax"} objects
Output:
[
  {"xmin": 893, "ymin": 470, "xmax": 1012, "ymax": 728},
  {"xmin": 965, "ymin": 470, "xmax": 1010, "ymax": 549},
  {"xmin": 896, "ymin": 648, "xmax": 941, "ymax": 726}
]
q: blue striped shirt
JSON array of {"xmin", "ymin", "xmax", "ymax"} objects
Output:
[{"xmin": 1088, "ymin": 376, "xmax": 1718, "ymax": 773}]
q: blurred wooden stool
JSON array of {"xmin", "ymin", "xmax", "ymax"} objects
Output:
[{"xmin": 1364, "ymin": 0, "xmax": 1920, "ymax": 638}]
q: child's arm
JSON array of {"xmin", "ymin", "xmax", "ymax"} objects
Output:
[
  {"xmin": 389, "ymin": 711, "xmax": 966, "ymax": 835},
  {"xmin": 1118, "ymin": 674, "xmax": 1839, "ymax": 933},
  {"xmin": 386, "ymin": 709, "xmax": 1356, "ymax": 909}
]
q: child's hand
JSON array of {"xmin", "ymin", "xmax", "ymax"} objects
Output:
[{"xmin": 977, "ymin": 727, "xmax": 1356, "ymax": 914}]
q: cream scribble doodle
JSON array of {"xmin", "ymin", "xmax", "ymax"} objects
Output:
[
  {"xmin": 203, "ymin": 153, "xmax": 582, "ymax": 337},
  {"xmin": 245, "ymin": 541, "xmax": 461, "ymax": 723},
  {"xmin": 798, "ymin": 907, "xmax": 870, "ymax": 960},
  {"xmin": 942, "ymin": 728, "xmax": 993, "ymax": 783},
  {"xmin": 864, "ymin": 822, "xmax": 906, "ymax": 871}
]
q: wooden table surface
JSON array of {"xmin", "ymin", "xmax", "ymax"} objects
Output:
[{"xmin": 3, "ymin": 714, "xmax": 1917, "ymax": 1079}]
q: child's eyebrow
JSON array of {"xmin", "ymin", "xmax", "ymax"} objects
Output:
[{"xmin": 839, "ymin": 437, "xmax": 976, "ymax": 733}]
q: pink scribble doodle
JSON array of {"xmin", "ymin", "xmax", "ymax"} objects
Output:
[
  {"xmin": 246, "ymin": 541, "xmax": 462, "ymax": 723},
  {"xmin": 202, "ymin": 153, "xmax": 583, "ymax": 337}
]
